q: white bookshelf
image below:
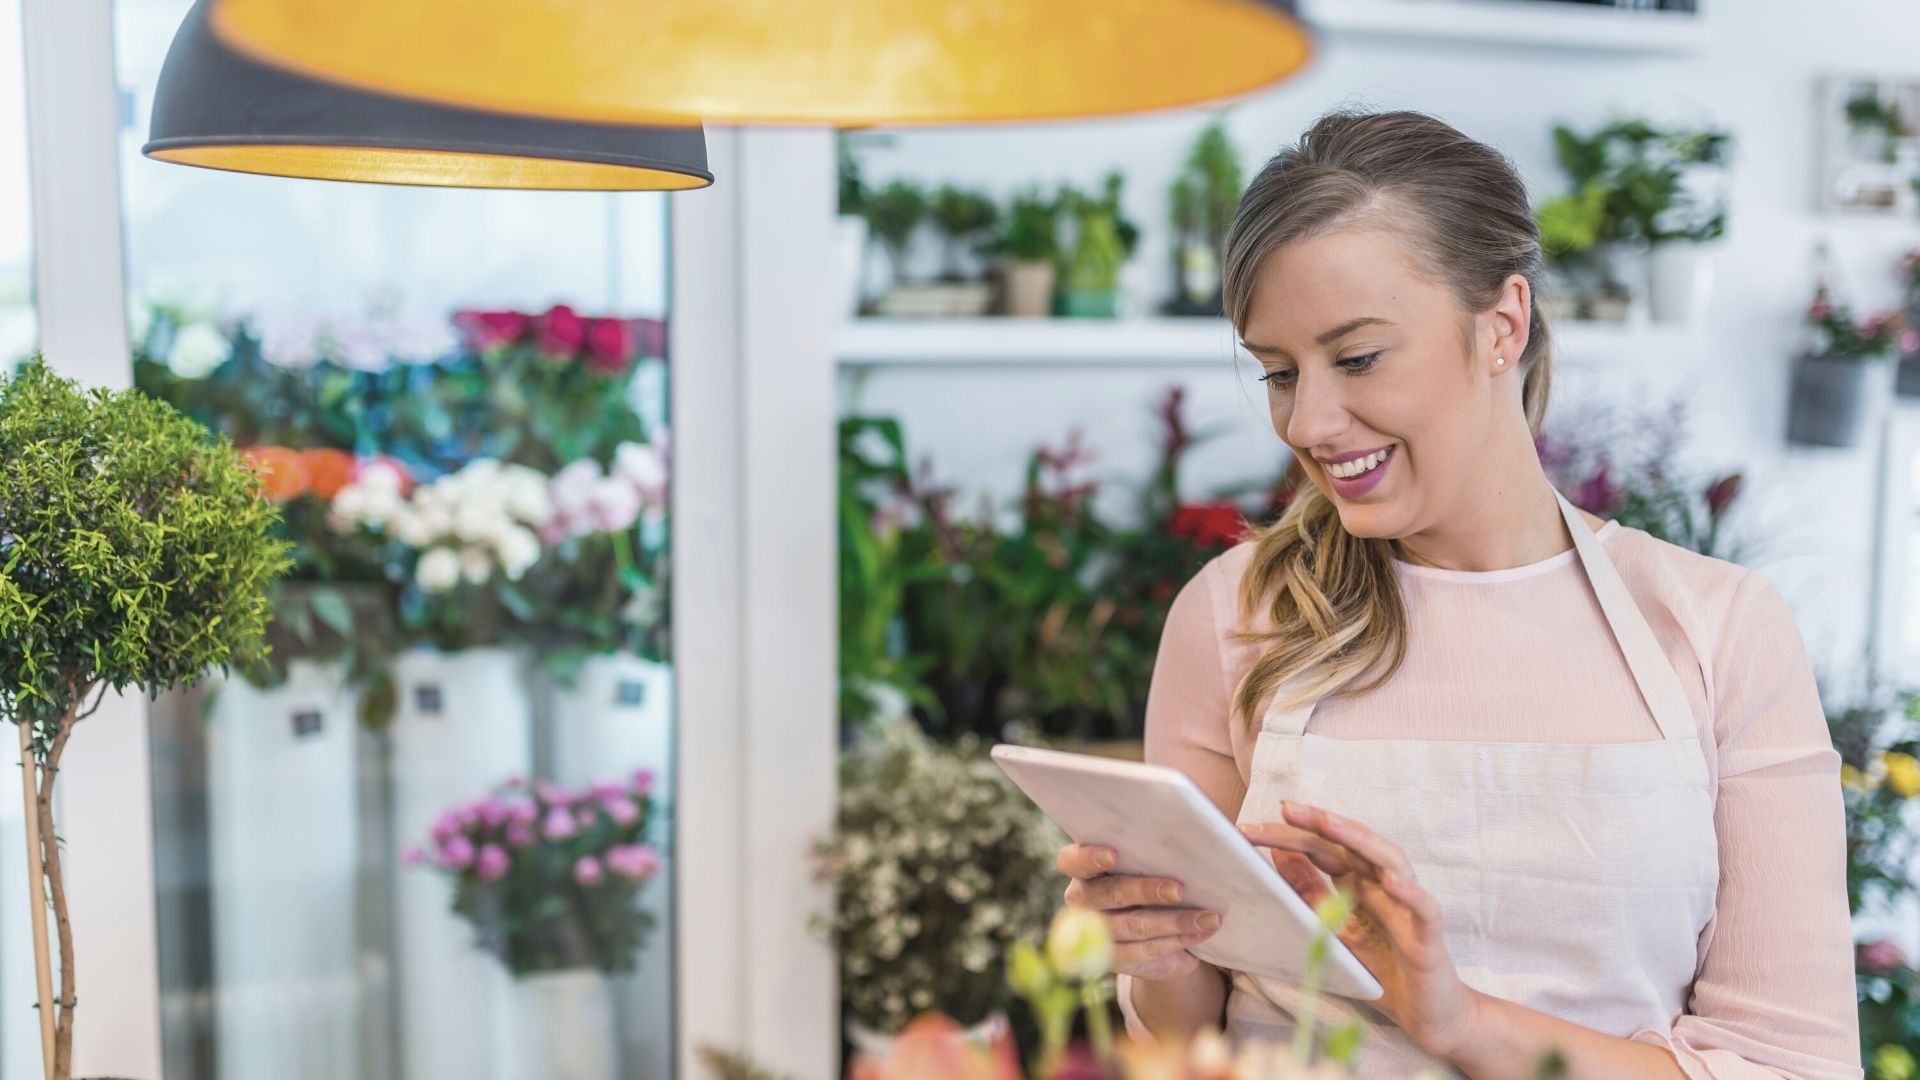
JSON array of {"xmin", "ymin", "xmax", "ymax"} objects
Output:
[
  {"xmin": 1298, "ymin": 0, "xmax": 1710, "ymax": 55},
  {"xmin": 835, "ymin": 316, "xmax": 1700, "ymax": 368}
]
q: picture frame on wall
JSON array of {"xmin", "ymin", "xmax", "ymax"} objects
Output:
[{"xmin": 1816, "ymin": 73, "xmax": 1920, "ymax": 217}]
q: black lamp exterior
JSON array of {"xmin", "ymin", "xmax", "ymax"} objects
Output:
[{"xmin": 144, "ymin": 0, "xmax": 713, "ymax": 191}]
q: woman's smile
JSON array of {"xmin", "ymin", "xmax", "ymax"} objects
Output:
[{"xmin": 1320, "ymin": 443, "xmax": 1396, "ymax": 498}]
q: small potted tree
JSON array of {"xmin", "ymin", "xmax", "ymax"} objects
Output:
[
  {"xmin": 1164, "ymin": 119, "xmax": 1243, "ymax": 317},
  {"xmin": 867, "ymin": 180, "xmax": 941, "ymax": 317},
  {"xmin": 928, "ymin": 185, "xmax": 999, "ymax": 317},
  {"xmin": 1788, "ymin": 282, "xmax": 1905, "ymax": 448},
  {"xmin": 989, "ymin": 187, "xmax": 1060, "ymax": 319},
  {"xmin": 0, "ymin": 358, "xmax": 291, "ymax": 1080}
]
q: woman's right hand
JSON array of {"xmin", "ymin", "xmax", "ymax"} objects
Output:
[{"xmin": 1057, "ymin": 843, "xmax": 1222, "ymax": 981}]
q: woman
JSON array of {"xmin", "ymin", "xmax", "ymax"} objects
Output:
[{"xmin": 1056, "ymin": 109, "xmax": 1860, "ymax": 1078}]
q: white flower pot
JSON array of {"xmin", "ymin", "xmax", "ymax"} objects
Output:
[
  {"xmin": 390, "ymin": 647, "xmax": 534, "ymax": 1080},
  {"xmin": 494, "ymin": 968, "xmax": 619, "ymax": 1080},
  {"xmin": 204, "ymin": 659, "xmax": 362, "ymax": 1080},
  {"xmin": 1646, "ymin": 242, "xmax": 1716, "ymax": 326},
  {"xmin": 546, "ymin": 651, "xmax": 674, "ymax": 1080}
]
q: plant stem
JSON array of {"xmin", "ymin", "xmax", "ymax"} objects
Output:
[
  {"xmin": 38, "ymin": 714, "xmax": 76, "ymax": 1080},
  {"xmin": 1082, "ymin": 980, "xmax": 1113, "ymax": 1060}
]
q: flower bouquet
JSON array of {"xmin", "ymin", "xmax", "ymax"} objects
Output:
[{"xmin": 408, "ymin": 771, "xmax": 663, "ymax": 976}]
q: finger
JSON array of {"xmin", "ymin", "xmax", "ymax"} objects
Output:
[
  {"xmin": 1240, "ymin": 821, "xmax": 1354, "ymax": 878},
  {"xmin": 1378, "ymin": 869, "xmax": 1445, "ymax": 942},
  {"xmin": 1056, "ymin": 843, "xmax": 1118, "ymax": 880},
  {"xmin": 1078, "ymin": 873, "xmax": 1187, "ymax": 912},
  {"xmin": 1280, "ymin": 802, "xmax": 1414, "ymax": 883},
  {"xmin": 1112, "ymin": 930, "xmax": 1216, "ymax": 972},
  {"xmin": 1106, "ymin": 907, "xmax": 1222, "ymax": 944},
  {"xmin": 1268, "ymin": 849, "xmax": 1333, "ymax": 908}
]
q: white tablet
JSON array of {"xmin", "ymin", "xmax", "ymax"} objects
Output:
[{"xmin": 992, "ymin": 743, "xmax": 1383, "ymax": 1001}]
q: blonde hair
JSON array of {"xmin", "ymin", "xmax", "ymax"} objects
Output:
[{"xmin": 1224, "ymin": 108, "xmax": 1557, "ymax": 730}]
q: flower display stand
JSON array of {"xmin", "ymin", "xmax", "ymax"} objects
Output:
[
  {"xmin": 204, "ymin": 659, "xmax": 362, "ymax": 1080},
  {"xmin": 390, "ymin": 647, "xmax": 534, "ymax": 1080}
]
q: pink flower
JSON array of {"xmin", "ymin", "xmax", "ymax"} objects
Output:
[
  {"xmin": 573, "ymin": 856, "xmax": 605, "ymax": 887},
  {"xmin": 542, "ymin": 806, "xmax": 578, "ymax": 841},
  {"xmin": 575, "ymin": 806, "xmax": 599, "ymax": 832},
  {"xmin": 475, "ymin": 844, "xmax": 510, "ymax": 883},
  {"xmin": 505, "ymin": 823, "xmax": 537, "ymax": 849},
  {"xmin": 602, "ymin": 797, "xmax": 640, "ymax": 827},
  {"xmin": 589, "ymin": 781, "xmax": 625, "ymax": 803},
  {"xmin": 401, "ymin": 845, "xmax": 427, "ymax": 867},
  {"xmin": 504, "ymin": 774, "xmax": 528, "ymax": 790},
  {"xmin": 437, "ymin": 834, "xmax": 475, "ymax": 871},
  {"xmin": 1572, "ymin": 459, "xmax": 1622, "ymax": 517},
  {"xmin": 584, "ymin": 317, "xmax": 634, "ymax": 373},
  {"xmin": 631, "ymin": 769, "xmax": 655, "ymax": 795},
  {"xmin": 430, "ymin": 812, "xmax": 461, "ymax": 844},
  {"xmin": 1902, "ymin": 328, "xmax": 1920, "ymax": 356},
  {"xmin": 536, "ymin": 304, "xmax": 588, "ymax": 356},
  {"xmin": 534, "ymin": 780, "xmax": 573, "ymax": 806},
  {"xmin": 479, "ymin": 798, "xmax": 509, "ymax": 827},
  {"xmin": 454, "ymin": 310, "xmax": 531, "ymax": 350},
  {"xmin": 1859, "ymin": 939, "xmax": 1907, "ymax": 972},
  {"xmin": 606, "ymin": 844, "xmax": 661, "ymax": 880},
  {"xmin": 508, "ymin": 799, "xmax": 540, "ymax": 825}
]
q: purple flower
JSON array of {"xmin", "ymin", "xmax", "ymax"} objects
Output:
[
  {"xmin": 430, "ymin": 812, "xmax": 461, "ymax": 844},
  {"xmin": 505, "ymin": 823, "xmax": 537, "ymax": 849},
  {"xmin": 589, "ymin": 781, "xmax": 625, "ymax": 803},
  {"xmin": 1572, "ymin": 459, "xmax": 1622, "ymax": 517},
  {"xmin": 479, "ymin": 798, "xmax": 509, "ymax": 827},
  {"xmin": 437, "ymin": 834, "xmax": 475, "ymax": 871},
  {"xmin": 534, "ymin": 780, "xmax": 572, "ymax": 805},
  {"xmin": 606, "ymin": 844, "xmax": 661, "ymax": 880},
  {"xmin": 602, "ymin": 797, "xmax": 640, "ymax": 827},
  {"xmin": 475, "ymin": 844, "xmax": 511, "ymax": 883},
  {"xmin": 576, "ymin": 806, "xmax": 599, "ymax": 832},
  {"xmin": 542, "ymin": 806, "xmax": 578, "ymax": 841},
  {"xmin": 508, "ymin": 799, "xmax": 540, "ymax": 826},
  {"xmin": 630, "ymin": 769, "xmax": 655, "ymax": 795},
  {"xmin": 573, "ymin": 856, "xmax": 605, "ymax": 887}
]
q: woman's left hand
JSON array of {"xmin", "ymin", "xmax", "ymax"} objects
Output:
[{"xmin": 1241, "ymin": 801, "xmax": 1480, "ymax": 1059}]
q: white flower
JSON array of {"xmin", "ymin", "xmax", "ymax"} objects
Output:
[
  {"xmin": 328, "ymin": 485, "xmax": 368, "ymax": 532},
  {"xmin": 357, "ymin": 483, "xmax": 402, "ymax": 528},
  {"xmin": 415, "ymin": 547, "xmax": 462, "ymax": 592},
  {"xmin": 392, "ymin": 507, "xmax": 436, "ymax": 548},
  {"xmin": 454, "ymin": 501, "xmax": 505, "ymax": 544},
  {"xmin": 378, "ymin": 315, "xmax": 458, "ymax": 365},
  {"xmin": 358, "ymin": 460, "xmax": 406, "ymax": 494},
  {"xmin": 460, "ymin": 545, "xmax": 494, "ymax": 585},
  {"xmin": 550, "ymin": 460, "xmax": 603, "ymax": 520},
  {"xmin": 254, "ymin": 310, "xmax": 324, "ymax": 370},
  {"xmin": 331, "ymin": 322, "xmax": 390, "ymax": 372},
  {"xmin": 495, "ymin": 526, "xmax": 541, "ymax": 580},
  {"xmin": 166, "ymin": 322, "xmax": 230, "ymax": 379},
  {"xmin": 614, "ymin": 441, "xmax": 668, "ymax": 502},
  {"xmin": 588, "ymin": 476, "xmax": 643, "ymax": 533}
]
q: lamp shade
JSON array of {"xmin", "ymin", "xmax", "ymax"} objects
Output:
[
  {"xmin": 145, "ymin": 0, "xmax": 713, "ymax": 191},
  {"xmin": 207, "ymin": 0, "xmax": 1313, "ymax": 128}
]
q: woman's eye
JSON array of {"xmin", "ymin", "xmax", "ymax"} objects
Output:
[
  {"xmin": 1258, "ymin": 369, "xmax": 1295, "ymax": 390},
  {"xmin": 1258, "ymin": 353, "xmax": 1380, "ymax": 390},
  {"xmin": 1340, "ymin": 351, "xmax": 1382, "ymax": 374}
]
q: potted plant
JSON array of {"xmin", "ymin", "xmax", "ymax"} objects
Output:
[
  {"xmin": 1788, "ymin": 282, "xmax": 1905, "ymax": 448},
  {"xmin": 1846, "ymin": 88, "xmax": 1906, "ymax": 164},
  {"xmin": 867, "ymin": 180, "xmax": 941, "ymax": 317},
  {"xmin": 928, "ymin": 186, "xmax": 1000, "ymax": 318},
  {"xmin": 1535, "ymin": 183, "xmax": 1611, "ymax": 323},
  {"xmin": 1164, "ymin": 119, "xmax": 1242, "ymax": 317},
  {"xmin": 989, "ymin": 187, "xmax": 1061, "ymax": 319},
  {"xmin": 0, "ymin": 358, "xmax": 292, "ymax": 1080},
  {"xmin": 1547, "ymin": 117, "xmax": 1734, "ymax": 325},
  {"xmin": 410, "ymin": 772, "xmax": 663, "ymax": 1080}
]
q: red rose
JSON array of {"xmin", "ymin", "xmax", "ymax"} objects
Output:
[
  {"xmin": 584, "ymin": 317, "xmax": 634, "ymax": 373},
  {"xmin": 535, "ymin": 304, "xmax": 588, "ymax": 356},
  {"xmin": 1171, "ymin": 501, "xmax": 1248, "ymax": 548},
  {"xmin": 453, "ymin": 309, "xmax": 530, "ymax": 350}
]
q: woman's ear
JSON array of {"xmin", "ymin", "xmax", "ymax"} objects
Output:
[{"xmin": 1489, "ymin": 273, "xmax": 1532, "ymax": 365}]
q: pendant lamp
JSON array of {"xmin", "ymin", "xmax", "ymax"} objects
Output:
[
  {"xmin": 145, "ymin": 0, "xmax": 712, "ymax": 191},
  {"xmin": 207, "ymin": 0, "xmax": 1313, "ymax": 128}
]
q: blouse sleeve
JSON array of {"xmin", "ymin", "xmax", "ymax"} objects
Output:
[
  {"xmin": 1627, "ymin": 570, "xmax": 1862, "ymax": 1079},
  {"xmin": 1117, "ymin": 556, "xmax": 1244, "ymax": 1041}
]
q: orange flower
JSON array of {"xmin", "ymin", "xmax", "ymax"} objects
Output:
[
  {"xmin": 847, "ymin": 1014, "xmax": 1021, "ymax": 1080},
  {"xmin": 300, "ymin": 448, "xmax": 356, "ymax": 500},
  {"xmin": 240, "ymin": 446, "xmax": 309, "ymax": 502}
]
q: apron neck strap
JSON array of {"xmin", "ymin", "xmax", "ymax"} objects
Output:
[{"xmin": 1257, "ymin": 490, "xmax": 1694, "ymax": 742}]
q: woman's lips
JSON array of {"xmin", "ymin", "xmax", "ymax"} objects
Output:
[{"xmin": 1325, "ymin": 444, "xmax": 1394, "ymax": 498}]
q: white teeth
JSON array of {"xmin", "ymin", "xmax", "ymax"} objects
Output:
[{"xmin": 1329, "ymin": 448, "xmax": 1390, "ymax": 479}]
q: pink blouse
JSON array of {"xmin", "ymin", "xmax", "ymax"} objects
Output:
[{"xmin": 1120, "ymin": 520, "xmax": 1862, "ymax": 1078}]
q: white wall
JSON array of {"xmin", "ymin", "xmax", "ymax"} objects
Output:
[{"xmin": 841, "ymin": 0, "xmax": 1920, "ymax": 687}]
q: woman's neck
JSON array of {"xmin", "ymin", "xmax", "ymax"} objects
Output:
[{"xmin": 1390, "ymin": 465, "xmax": 1587, "ymax": 573}]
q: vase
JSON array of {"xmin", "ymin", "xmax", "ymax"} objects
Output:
[
  {"xmin": 544, "ymin": 651, "xmax": 674, "ymax": 1080},
  {"xmin": 1000, "ymin": 261, "xmax": 1055, "ymax": 318},
  {"xmin": 204, "ymin": 659, "xmax": 362, "ymax": 1080},
  {"xmin": 1057, "ymin": 288, "xmax": 1120, "ymax": 319},
  {"xmin": 389, "ymin": 647, "xmax": 534, "ymax": 1080},
  {"xmin": 1645, "ymin": 241, "xmax": 1716, "ymax": 326},
  {"xmin": 1787, "ymin": 354, "xmax": 1893, "ymax": 448},
  {"xmin": 494, "ymin": 968, "xmax": 619, "ymax": 1080}
]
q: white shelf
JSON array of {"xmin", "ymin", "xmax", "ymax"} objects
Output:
[
  {"xmin": 1298, "ymin": 0, "xmax": 1710, "ymax": 54},
  {"xmin": 836, "ymin": 316, "xmax": 1701, "ymax": 368}
]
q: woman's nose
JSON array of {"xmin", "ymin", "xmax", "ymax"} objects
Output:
[{"xmin": 1284, "ymin": 369, "xmax": 1349, "ymax": 450}]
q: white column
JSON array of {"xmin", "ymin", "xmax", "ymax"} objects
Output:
[
  {"xmin": 19, "ymin": 1, "xmax": 166, "ymax": 1078},
  {"xmin": 670, "ymin": 126, "xmax": 839, "ymax": 1079}
]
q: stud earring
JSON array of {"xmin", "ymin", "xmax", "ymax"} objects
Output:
[{"xmin": 1495, "ymin": 357, "xmax": 1506, "ymax": 366}]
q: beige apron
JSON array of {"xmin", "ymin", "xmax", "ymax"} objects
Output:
[{"xmin": 1228, "ymin": 489, "xmax": 1719, "ymax": 1077}]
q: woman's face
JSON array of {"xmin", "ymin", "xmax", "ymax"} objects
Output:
[{"xmin": 1238, "ymin": 224, "xmax": 1530, "ymax": 540}]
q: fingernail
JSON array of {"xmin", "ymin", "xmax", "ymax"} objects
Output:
[
  {"xmin": 1095, "ymin": 848, "xmax": 1117, "ymax": 870},
  {"xmin": 1197, "ymin": 912, "xmax": 1222, "ymax": 932},
  {"xmin": 1159, "ymin": 881, "xmax": 1183, "ymax": 904}
]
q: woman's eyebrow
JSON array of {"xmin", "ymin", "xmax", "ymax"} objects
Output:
[{"xmin": 1241, "ymin": 316, "xmax": 1396, "ymax": 356}]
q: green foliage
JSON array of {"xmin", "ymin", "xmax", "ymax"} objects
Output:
[
  {"xmin": 1535, "ymin": 183, "xmax": 1609, "ymax": 263},
  {"xmin": 1549, "ymin": 116, "xmax": 1733, "ymax": 247},
  {"xmin": 931, "ymin": 186, "xmax": 1000, "ymax": 281},
  {"xmin": 0, "ymin": 358, "xmax": 293, "ymax": 735},
  {"xmin": 1061, "ymin": 211, "xmax": 1127, "ymax": 294},
  {"xmin": 992, "ymin": 186, "xmax": 1061, "ymax": 263},
  {"xmin": 1174, "ymin": 118, "xmax": 1244, "ymax": 249},
  {"xmin": 865, "ymin": 180, "xmax": 931, "ymax": 274}
]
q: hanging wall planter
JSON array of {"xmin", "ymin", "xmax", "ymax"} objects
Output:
[{"xmin": 1787, "ymin": 353, "xmax": 1893, "ymax": 447}]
